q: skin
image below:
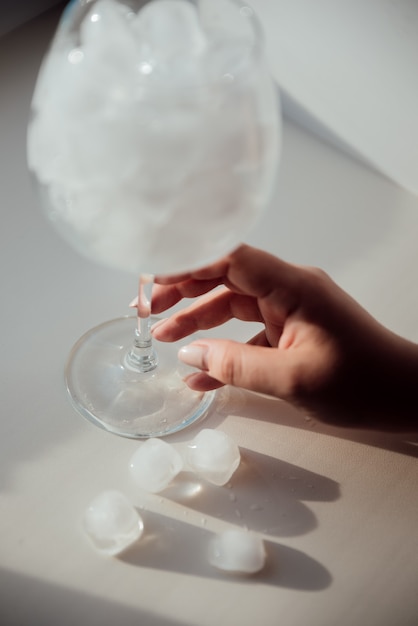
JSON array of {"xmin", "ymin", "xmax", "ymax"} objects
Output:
[{"xmin": 149, "ymin": 245, "xmax": 418, "ymax": 432}]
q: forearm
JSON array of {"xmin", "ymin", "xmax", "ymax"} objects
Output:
[
  {"xmin": 308, "ymin": 329, "xmax": 418, "ymax": 432},
  {"xmin": 373, "ymin": 332, "xmax": 418, "ymax": 431}
]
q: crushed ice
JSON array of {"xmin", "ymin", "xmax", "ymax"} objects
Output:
[{"xmin": 28, "ymin": 0, "xmax": 278, "ymax": 275}]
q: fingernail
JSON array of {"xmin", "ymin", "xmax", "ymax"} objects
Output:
[
  {"xmin": 178, "ymin": 344, "xmax": 209, "ymax": 371},
  {"xmin": 129, "ymin": 297, "xmax": 138, "ymax": 308}
]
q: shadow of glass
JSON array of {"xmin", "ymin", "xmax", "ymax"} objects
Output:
[{"xmin": 120, "ymin": 511, "xmax": 332, "ymax": 591}]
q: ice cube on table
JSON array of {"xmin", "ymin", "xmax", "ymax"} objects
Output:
[
  {"xmin": 208, "ymin": 529, "xmax": 266, "ymax": 574},
  {"xmin": 130, "ymin": 438, "xmax": 183, "ymax": 493},
  {"xmin": 83, "ymin": 490, "xmax": 144, "ymax": 556},
  {"xmin": 186, "ymin": 429, "xmax": 240, "ymax": 486}
]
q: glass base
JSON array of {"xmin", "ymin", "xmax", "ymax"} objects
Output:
[{"xmin": 65, "ymin": 316, "xmax": 215, "ymax": 438}]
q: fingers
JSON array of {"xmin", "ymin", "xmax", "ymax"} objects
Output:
[
  {"xmin": 152, "ymin": 289, "xmax": 262, "ymax": 342},
  {"xmin": 154, "ymin": 253, "xmax": 231, "ymax": 284},
  {"xmin": 152, "ymin": 244, "xmax": 300, "ymax": 315},
  {"xmin": 178, "ymin": 338, "xmax": 295, "ymax": 398},
  {"xmin": 151, "ymin": 278, "xmax": 223, "ymax": 314},
  {"xmin": 221, "ymin": 245, "xmax": 299, "ymax": 302},
  {"xmin": 183, "ymin": 371, "xmax": 225, "ymax": 392},
  {"xmin": 156, "ymin": 245, "xmax": 296, "ymax": 298},
  {"xmin": 247, "ymin": 329, "xmax": 271, "ymax": 347},
  {"xmin": 179, "ymin": 330, "xmax": 272, "ymax": 392}
]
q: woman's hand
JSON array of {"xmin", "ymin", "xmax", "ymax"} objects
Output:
[{"xmin": 148, "ymin": 245, "xmax": 417, "ymax": 431}]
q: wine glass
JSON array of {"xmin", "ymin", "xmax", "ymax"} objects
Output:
[{"xmin": 27, "ymin": 0, "xmax": 281, "ymax": 438}]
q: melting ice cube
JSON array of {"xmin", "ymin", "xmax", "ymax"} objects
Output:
[
  {"xmin": 83, "ymin": 490, "xmax": 144, "ymax": 556},
  {"xmin": 208, "ymin": 529, "xmax": 266, "ymax": 574},
  {"xmin": 186, "ymin": 429, "xmax": 240, "ymax": 486},
  {"xmin": 130, "ymin": 438, "xmax": 183, "ymax": 493}
]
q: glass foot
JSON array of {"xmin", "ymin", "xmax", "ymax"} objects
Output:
[{"xmin": 65, "ymin": 316, "xmax": 215, "ymax": 438}]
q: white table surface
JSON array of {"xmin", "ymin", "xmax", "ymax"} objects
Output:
[{"xmin": 1, "ymin": 6, "xmax": 417, "ymax": 626}]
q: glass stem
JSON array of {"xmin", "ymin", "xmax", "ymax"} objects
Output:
[{"xmin": 127, "ymin": 273, "xmax": 158, "ymax": 372}]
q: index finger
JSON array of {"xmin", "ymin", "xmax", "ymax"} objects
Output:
[
  {"xmin": 155, "ymin": 244, "xmax": 300, "ymax": 310},
  {"xmin": 152, "ymin": 278, "xmax": 224, "ymax": 314},
  {"xmin": 154, "ymin": 254, "xmax": 231, "ymax": 285}
]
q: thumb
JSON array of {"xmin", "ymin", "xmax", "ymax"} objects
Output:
[{"xmin": 178, "ymin": 339, "xmax": 294, "ymax": 399}]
